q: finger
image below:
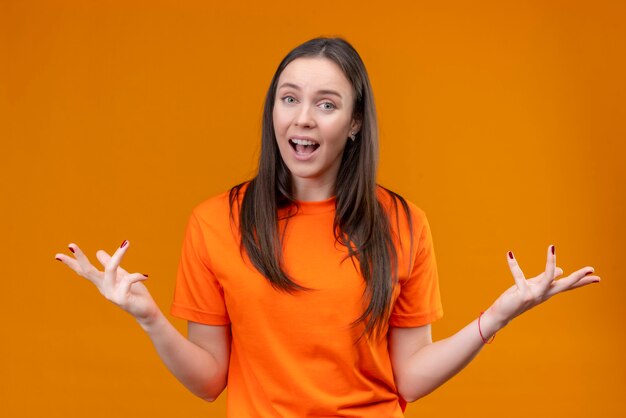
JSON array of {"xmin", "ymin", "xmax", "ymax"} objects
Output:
[
  {"xmin": 547, "ymin": 267, "xmax": 596, "ymax": 297},
  {"xmin": 549, "ymin": 274, "xmax": 600, "ymax": 295},
  {"xmin": 116, "ymin": 272, "xmax": 149, "ymax": 296},
  {"xmin": 528, "ymin": 266, "xmax": 564, "ymax": 284},
  {"xmin": 54, "ymin": 253, "xmax": 82, "ymax": 276},
  {"xmin": 68, "ymin": 243, "xmax": 92, "ymax": 268},
  {"xmin": 64, "ymin": 243, "xmax": 101, "ymax": 284},
  {"xmin": 539, "ymin": 244, "xmax": 556, "ymax": 292},
  {"xmin": 96, "ymin": 250, "xmax": 130, "ymax": 275},
  {"xmin": 565, "ymin": 275, "xmax": 601, "ymax": 291},
  {"xmin": 507, "ymin": 251, "xmax": 528, "ymax": 292},
  {"xmin": 103, "ymin": 240, "xmax": 130, "ymax": 290}
]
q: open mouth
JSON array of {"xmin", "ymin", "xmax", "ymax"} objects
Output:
[{"xmin": 289, "ymin": 138, "xmax": 320, "ymax": 155}]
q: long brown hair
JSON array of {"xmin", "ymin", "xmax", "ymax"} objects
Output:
[{"xmin": 230, "ymin": 37, "xmax": 412, "ymax": 340}]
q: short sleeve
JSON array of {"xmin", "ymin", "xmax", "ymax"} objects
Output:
[
  {"xmin": 170, "ymin": 210, "xmax": 231, "ymax": 325},
  {"xmin": 389, "ymin": 209, "xmax": 443, "ymax": 327}
]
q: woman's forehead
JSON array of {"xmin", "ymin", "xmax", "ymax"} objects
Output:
[{"xmin": 277, "ymin": 57, "xmax": 352, "ymax": 95}]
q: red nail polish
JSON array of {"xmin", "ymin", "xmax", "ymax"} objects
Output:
[
  {"xmin": 551, "ymin": 245, "xmax": 555, "ymax": 255},
  {"xmin": 69, "ymin": 247, "xmax": 75, "ymax": 254},
  {"xmin": 56, "ymin": 257, "xmax": 62, "ymax": 262},
  {"xmin": 143, "ymin": 274, "xmax": 149, "ymax": 278},
  {"xmin": 120, "ymin": 240, "xmax": 128, "ymax": 248},
  {"xmin": 508, "ymin": 251, "xmax": 514, "ymax": 259},
  {"xmin": 585, "ymin": 271, "xmax": 594, "ymax": 276}
]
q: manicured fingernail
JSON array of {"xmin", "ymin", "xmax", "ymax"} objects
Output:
[
  {"xmin": 592, "ymin": 280, "xmax": 600, "ymax": 283},
  {"xmin": 508, "ymin": 251, "xmax": 514, "ymax": 259},
  {"xmin": 69, "ymin": 246, "xmax": 75, "ymax": 254},
  {"xmin": 551, "ymin": 245, "xmax": 555, "ymax": 255},
  {"xmin": 585, "ymin": 270, "xmax": 594, "ymax": 276},
  {"xmin": 143, "ymin": 274, "xmax": 149, "ymax": 278},
  {"xmin": 55, "ymin": 257, "xmax": 62, "ymax": 262},
  {"xmin": 120, "ymin": 240, "xmax": 128, "ymax": 248}
]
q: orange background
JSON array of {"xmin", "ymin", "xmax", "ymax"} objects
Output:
[{"xmin": 2, "ymin": 1, "xmax": 624, "ymax": 417}]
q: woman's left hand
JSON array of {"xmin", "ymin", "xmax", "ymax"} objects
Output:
[{"xmin": 489, "ymin": 245, "xmax": 600, "ymax": 326}]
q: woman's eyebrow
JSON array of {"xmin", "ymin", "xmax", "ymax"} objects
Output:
[{"xmin": 278, "ymin": 82, "xmax": 343, "ymax": 99}]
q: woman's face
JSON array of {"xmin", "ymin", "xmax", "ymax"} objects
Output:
[{"xmin": 273, "ymin": 57, "xmax": 360, "ymax": 197}]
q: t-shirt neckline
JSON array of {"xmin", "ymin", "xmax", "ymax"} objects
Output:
[{"xmin": 292, "ymin": 196, "xmax": 336, "ymax": 215}]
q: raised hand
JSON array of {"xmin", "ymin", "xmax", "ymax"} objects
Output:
[
  {"xmin": 489, "ymin": 245, "xmax": 600, "ymax": 325},
  {"xmin": 55, "ymin": 240, "xmax": 159, "ymax": 325}
]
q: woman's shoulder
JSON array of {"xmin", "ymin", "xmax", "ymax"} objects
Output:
[
  {"xmin": 376, "ymin": 186, "xmax": 433, "ymax": 258},
  {"xmin": 375, "ymin": 185, "xmax": 427, "ymax": 223},
  {"xmin": 191, "ymin": 182, "xmax": 250, "ymax": 222}
]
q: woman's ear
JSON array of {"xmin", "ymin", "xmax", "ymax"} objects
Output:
[{"xmin": 351, "ymin": 119, "xmax": 362, "ymax": 135}]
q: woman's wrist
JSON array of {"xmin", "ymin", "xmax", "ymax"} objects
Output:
[
  {"xmin": 479, "ymin": 307, "xmax": 510, "ymax": 341},
  {"xmin": 136, "ymin": 308, "xmax": 165, "ymax": 333}
]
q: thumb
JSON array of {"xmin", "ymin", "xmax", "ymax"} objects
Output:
[
  {"xmin": 555, "ymin": 267, "xmax": 564, "ymax": 278},
  {"xmin": 96, "ymin": 250, "xmax": 111, "ymax": 267},
  {"xmin": 96, "ymin": 250, "xmax": 130, "ymax": 275}
]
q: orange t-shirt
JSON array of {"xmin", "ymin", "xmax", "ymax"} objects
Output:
[{"xmin": 171, "ymin": 186, "xmax": 443, "ymax": 417}]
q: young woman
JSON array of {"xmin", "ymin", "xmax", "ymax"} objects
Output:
[{"xmin": 55, "ymin": 37, "xmax": 600, "ymax": 417}]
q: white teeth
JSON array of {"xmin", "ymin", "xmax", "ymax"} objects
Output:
[{"xmin": 290, "ymin": 138, "xmax": 317, "ymax": 146}]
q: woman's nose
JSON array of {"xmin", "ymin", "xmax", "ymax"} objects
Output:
[{"xmin": 294, "ymin": 104, "xmax": 315, "ymax": 128}]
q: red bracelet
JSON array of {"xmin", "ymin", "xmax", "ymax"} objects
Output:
[{"xmin": 478, "ymin": 311, "xmax": 496, "ymax": 344}]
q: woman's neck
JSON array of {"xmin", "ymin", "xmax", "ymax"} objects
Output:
[{"xmin": 292, "ymin": 177, "xmax": 335, "ymax": 202}]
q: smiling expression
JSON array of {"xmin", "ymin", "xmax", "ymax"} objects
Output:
[{"xmin": 273, "ymin": 57, "xmax": 361, "ymax": 200}]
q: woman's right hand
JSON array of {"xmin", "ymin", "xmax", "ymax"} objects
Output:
[{"xmin": 55, "ymin": 240, "xmax": 159, "ymax": 326}]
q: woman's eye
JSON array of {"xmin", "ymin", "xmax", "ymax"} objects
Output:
[
  {"xmin": 320, "ymin": 102, "xmax": 336, "ymax": 110},
  {"xmin": 282, "ymin": 96, "xmax": 296, "ymax": 104}
]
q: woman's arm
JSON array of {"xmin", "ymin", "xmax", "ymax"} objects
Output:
[
  {"xmin": 138, "ymin": 312, "xmax": 230, "ymax": 402},
  {"xmin": 389, "ymin": 246, "xmax": 600, "ymax": 402},
  {"xmin": 55, "ymin": 241, "xmax": 230, "ymax": 402},
  {"xmin": 388, "ymin": 307, "xmax": 503, "ymax": 402}
]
